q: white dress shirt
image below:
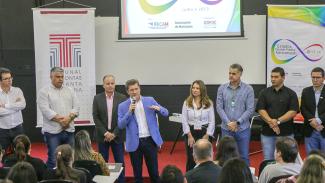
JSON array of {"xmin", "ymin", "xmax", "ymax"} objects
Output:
[
  {"xmin": 134, "ymin": 97, "xmax": 151, "ymax": 138},
  {"xmin": 181, "ymin": 100, "xmax": 215, "ymax": 136},
  {"xmin": 38, "ymin": 84, "xmax": 80, "ymax": 134},
  {"xmin": 314, "ymin": 85, "xmax": 323, "ymax": 125},
  {"xmin": 106, "ymin": 93, "xmax": 114, "ymax": 130},
  {"xmin": 0, "ymin": 86, "xmax": 26, "ymax": 129}
]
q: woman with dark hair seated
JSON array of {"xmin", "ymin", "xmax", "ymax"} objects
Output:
[
  {"xmin": 218, "ymin": 158, "xmax": 254, "ymax": 183},
  {"xmin": 161, "ymin": 165, "xmax": 185, "ymax": 183},
  {"xmin": 3, "ymin": 134, "xmax": 46, "ymax": 181},
  {"xmin": 5, "ymin": 161, "xmax": 38, "ymax": 183},
  {"xmin": 214, "ymin": 136, "xmax": 240, "ymax": 166},
  {"xmin": 43, "ymin": 144, "xmax": 87, "ymax": 183},
  {"xmin": 74, "ymin": 130, "xmax": 110, "ymax": 175}
]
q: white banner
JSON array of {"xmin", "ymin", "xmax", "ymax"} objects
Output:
[
  {"xmin": 33, "ymin": 8, "xmax": 96, "ymax": 127},
  {"xmin": 267, "ymin": 5, "xmax": 325, "ymax": 97}
]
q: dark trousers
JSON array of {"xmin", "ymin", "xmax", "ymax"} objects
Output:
[
  {"xmin": 44, "ymin": 131, "xmax": 74, "ymax": 169},
  {"xmin": 184, "ymin": 125, "xmax": 208, "ymax": 171},
  {"xmin": 98, "ymin": 141, "xmax": 125, "ymax": 183},
  {"xmin": 0, "ymin": 125, "xmax": 24, "ymax": 153},
  {"xmin": 129, "ymin": 137, "xmax": 159, "ymax": 183}
]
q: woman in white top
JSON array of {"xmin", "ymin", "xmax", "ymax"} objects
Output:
[{"xmin": 182, "ymin": 80, "xmax": 215, "ymax": 171}]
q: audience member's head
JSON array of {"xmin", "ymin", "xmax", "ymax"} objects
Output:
[
  {"xmin": 161, "ymin": 165, "xmax": 185, "ymax": 183},
  {"xmin": 55, "ymin": 144, "xmax": 79, "ymax": 182},
  {"xmin": 275, "ymin": 137, "xmax": 298, "ymax": 163},
  {"xmin": 6, "ymin": 161, "xmax": 37, "ymax": 183},
  {"xmin": 218, "ymin": 158, "xmax": 253, "ymax": 183},
  {"xmin": 193, "ymin": 139, "xmax": 213, "ymax": 163},
  {"xmin": 13, "ymin": 134, "xmax": 31, "ymax": 162},
  {"xmin": 309, "ymin": 149, "xmax": 325, "ymax": 159},
  {"xmin": 74, "ymin": 130, "xmax": 93, "ymax": 161},
  {"xmin": 215, "ymin": 136, "xmax": 239, "ymax": 166},
  {"xmin": 0, "ymin": 179, "xmax": 13, "ymax": 183},
  {"xmin": 296, "ymin": 154, "xmax": 325, "ymax": 183},
  {"xmin": 0, "ymin": 144, "xmax": 4, "ymax": 162}
]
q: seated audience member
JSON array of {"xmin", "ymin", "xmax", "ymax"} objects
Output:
[
  {"xmin": 161, "ymin": 165, "xmax": 186, "ymax": 183},
  {"xmin": 308, "ymin": 149, "xmax": 325, "ymax": 159},
  {"xmin": 0, "ymin": 144, "xmax": 3, "ymax": 164},
  {"xmin": 0, "ymin": 180, "xmax": 12, "ymax": 183},
  {"xmin": 218, "ymin": 158, "xmax": 254, "ymax": 183},
  {"xmin": 0, "ymin": 144, "xmax": 8, "ymax": 179},
  {"xmin": 214, "ymin": 136, "xmax": 240, "ymax": 166},
  {"xmin": 5, "ymin": 161, "xmax": 37, "ymax": 183},
  {"xmin": 277, "ymin": 153, "xmax": 325, "ymax": 183},
  {"xmin": 74, "ymin": 130, "xmax": 110, "ymax": 175},
  {"xmin": 43, "ymin": 144, "xmax": 87, "ymax": 183},
  {"xmin": 258, "ymin": 137, "xmax": 301, "ymax": 183},
  {"xmin": 185, "ymin": 139, "xmax": 221, "ymax": 183},
  {"xmin": 3, "ymin": 135, "xmax": 46, "ymax": 181},
  {"xmin": 296, "ymin": 154, "xmax": 325, "ymax": 183}
]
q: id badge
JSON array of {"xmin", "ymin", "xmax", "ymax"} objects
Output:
[
  {"xmin": 194, "ymin": 123, "xmax": 202, "ymax": 130},
  {"xmin": 231, "ymin": 101, "xmax": 235, "ymax": 107}
]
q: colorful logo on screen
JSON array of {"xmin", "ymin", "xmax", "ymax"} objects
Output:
[
  {"xmin": 139, "ymin": 0, "xmax": 222, "ymax": 15},
  {"xmin": 268, "ymin": 7, "xmax": 325, "ymax": 27},
  {"xmin": 271, "ymin": 39, "xmax": 324, "ymax": 64},
  {"xmin": 200, "ymin": 0, "xmax": 222, "ymax": 5}
]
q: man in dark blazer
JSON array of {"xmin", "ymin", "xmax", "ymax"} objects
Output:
[
  {"xmin": 185, "ymin": 139, "xmax": 221, "ymax": 183},
  {"xmin": 301, "ymin": 67, "xmax": 325, "ymax": 154},
  {"xmin": 93, "ymin": 74, "xmax": 126, "ymax": 183}
]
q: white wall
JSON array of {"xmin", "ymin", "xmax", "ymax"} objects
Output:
[{"xmin": 95, "ymin": 15, "xmax": 266, "ymax": 85}]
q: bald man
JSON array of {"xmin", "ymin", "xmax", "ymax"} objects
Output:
[
  {"xmin": 93, "ymin": 74, "xmax": 126, "ymax": 183},
  {"xmin": 185, "ymin": 139, "xmax": 221, "ymax": 183}
]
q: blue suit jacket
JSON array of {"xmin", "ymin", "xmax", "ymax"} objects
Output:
[{"xmin": 118, "ymin": 96, "xmax": 169, "ymax": 152}]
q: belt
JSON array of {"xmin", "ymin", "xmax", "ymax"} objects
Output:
[{"xmin": 139, "ymin": 136, "xmax": 151, "ymax": 141}]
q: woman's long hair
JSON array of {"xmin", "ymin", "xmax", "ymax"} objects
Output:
[
  {"xmin": 55, "ymin": 144, "xmax": 79, "ymax": 183},
  {"xmin": 215, "ymin": 136, "xmax": 240, "ymax": 167},
  {"xmin": 6, "ymin": 161, "xmax": 38, "ymax": 183},
  {"xmin": 74, "ymin": 130, "xmax": 93, "ymax": 161},
  {"xmin": 13, "ymin": 135, "xmax": 31, "ymax": 162},
  {"xmin": 185, "ymin": 80, "xmax": 211, "ymax": 109},
  {"xmin": 297, "ymin": 154, "xmax": 325, "ymax": 183},
  {"xmin": 218, "ymin": 158, "xmax": 253, "ymax": 183}
]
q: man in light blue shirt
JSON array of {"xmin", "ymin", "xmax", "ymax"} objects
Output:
[{"xmin": 216, "ymin": 64, "xmax": 255, "ymax": 165}]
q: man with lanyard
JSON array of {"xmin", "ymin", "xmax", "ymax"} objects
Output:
[{"xmin": 216, "ymin": 63, "xmax": 254, "ymax": 165}]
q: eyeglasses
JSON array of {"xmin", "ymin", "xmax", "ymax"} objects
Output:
[
  {"xmin": 312, "ymin": 77, "xmax": 323, "ymax": 80},
  {"xmin": 2, "ymin": 77, "xmax": 13, "ymax": 81}
]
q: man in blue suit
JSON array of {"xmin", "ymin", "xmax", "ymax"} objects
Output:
[{"xmin": 118, "ymin": 79, "xmax": 169, "ymax": 183}]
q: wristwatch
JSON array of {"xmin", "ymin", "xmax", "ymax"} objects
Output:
[
  {"xmin": 236, "ymin": 121, "xmax": 240, "ymax": 126},
  {"xmin": 277, "ymin": 119, "xmax": 281, "ymax": 125}
]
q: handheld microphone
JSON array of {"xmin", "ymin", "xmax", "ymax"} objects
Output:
[{"xmin": 131, "ymin": 97, "xmax": 136, "ymax": 113}]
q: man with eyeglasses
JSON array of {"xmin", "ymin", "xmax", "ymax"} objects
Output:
[
  {"xmin": 0, "ymin": 67, "xmax": 26, "ymax": 152},
  {"xmin": 301, "ymin": 67, "xmax": 325, "ymax": 154}
]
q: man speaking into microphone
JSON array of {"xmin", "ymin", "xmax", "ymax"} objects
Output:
[{"xmin": 118, "ymin": 79, "xmax": 168, "ymax": 183}]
